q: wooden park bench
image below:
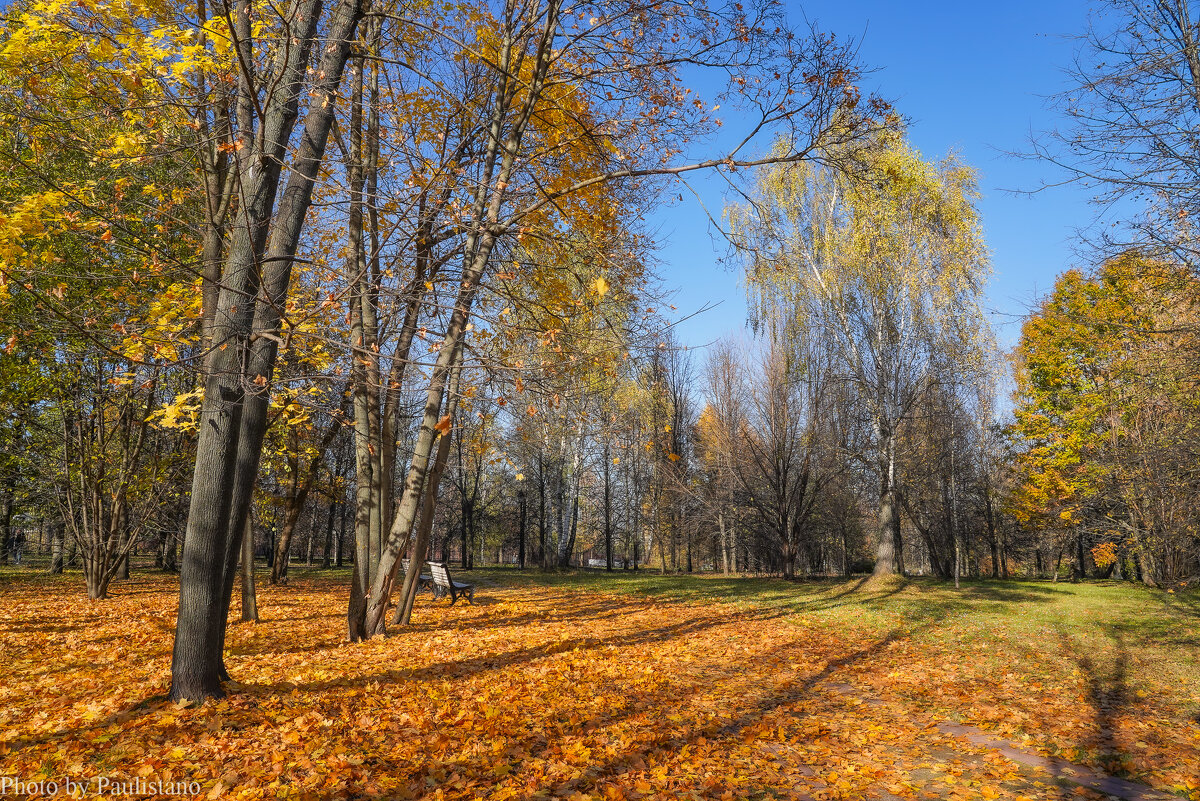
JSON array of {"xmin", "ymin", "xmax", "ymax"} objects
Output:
[
  {"xmin": 401, "ymin": 559, "xmax": 436, "ymax": 595},
  {"xmin": 427, "ymin": 562, "xmax": 474, "ymax": 605}
]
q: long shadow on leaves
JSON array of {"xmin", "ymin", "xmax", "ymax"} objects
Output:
[
  {"xmin": 242, "ymin": 602, "xmax": 793, "ymax": 698},
  {"xmin": 1055, "ymin": 624, "xmax": 1137, "ymax": 779},
  {"xmin": 443, "ymin": 628, "xmax": 904, "ymax": 800}
]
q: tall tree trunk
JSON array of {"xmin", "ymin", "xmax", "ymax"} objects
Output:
[
  {"xmin": 719, "ymin": 509, "xmax": 729, "ymax": 575},
  {"xmin": 517, "ymin": 488, "xmax": 527, "ymax": 570},
  {"xmin": 271, "ymin": 493, "xmax": 301, "ymax": 584},
  {"xmin": 633, "ymin": 508, "xmax": 640, "ymax": 571},
  {"xmin": 345, "ymin": 52, "xmax": 379, "ymax": 640},
  {"xmin": 603, "ymin": 440, "xmax": 612, "ymax": 571},
  {"xmin": 686, "ymin": 516, "xmax": 693, "ymax": 573},
  {"xmin": 872, "ymin": 427, "xmax": 903, "ymax": 577},
  {"xmin": 363, "ymin": 18, "xmax": 386, "ymax": 583},
  {"xmin": 983, "ymin": 485, "xmax": 1000, "ymax": 578},
  {"xmin": 322, "ymin": 501, "xmax": 336, "ymax": 569},
  {"xmin": 336, "ymin": 500, "xmax": 347, "ymax": 568},
  {"xmin": 538, "ymin": 453, "xmax": 547, "ymax": 569},
  {"xmin": 0, "ymin": 479, "xmax": 13, "ymax": 565},
  {"xmin": 240, "ymin": 516, "xmax": 258, "ymax": 623},
  {"xmin": 460, "ymin": 482, "xmax": 469, "ymax": 569},
  {"xmin": 164, "ymin": 526, "xmax": 178, "ymax": 572},
  {"xmin": 1128, "ymin": 522, "xmax": 1159, "ymax": 588},
  {"xmin": 50, "ymin": 521, "xmax": 64, "ymax": 574},
  {"xmin": 672, "ymin": 510, "xmax": 681, "ymax": 573},
  {"xmin": 554, "ymin": 457, "xmax": 566, "ymax": 566},
  {"xmin": 559, "ymin": 450, "xmax": 581, "ymax": 568},
  {"xmin": 1000, "ymin": 530, "xmax": 1009, "ymax": 579},
  {"xmin": 467, "ymin": 498, "xmax": 477, "ymax": 570},
  {"xmin": 394, "ymin": 350, "xmax": 465, "ymax": 625},
  {"xmin": 394, "ymin": 449, "xmax": 447, "ymax": 625}
]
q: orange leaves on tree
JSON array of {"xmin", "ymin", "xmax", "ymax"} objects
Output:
[{"xmin": 1091, "ymin": 541, "xmax": 1118, "ymax": 569}]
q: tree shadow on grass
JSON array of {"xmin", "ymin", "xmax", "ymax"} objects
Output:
[
  {"xmin": 1055, "ymin": 624, "xmax": 1137, "ymax": 778},
  {"xmin": 953, "ymin": 580, "xmax": 1066, "ymax": 602},
  {"xmin": 500, "ymin": 573, "xmax": 1064, "ymax": 627},
  {"xmin": 1158, "ymin": 589, "xmax": 1200, "ymax": 637}
]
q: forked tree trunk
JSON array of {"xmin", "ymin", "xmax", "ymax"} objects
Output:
[{"xmin": 168, "ymin": 0, "xmax": 364, "ymax": 703}]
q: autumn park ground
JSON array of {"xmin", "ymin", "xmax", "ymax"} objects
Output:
[{"xmin": 1, "ymin": 569, "xmax": 1198, "ymax": 801}]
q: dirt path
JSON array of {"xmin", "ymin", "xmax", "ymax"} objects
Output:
[{"xmin": 815, "ymin": 680, "xmax": 1178, "ymax": 801}]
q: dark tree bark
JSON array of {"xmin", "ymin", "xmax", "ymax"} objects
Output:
[
  {"xmin": 322, "ymin": 501, "xmax": 337, "ymax": 569},
  {"xmin": 240, "ymin": 516, "xmax": 258, "ymax": 623},
  {"xmin": 0, "ymin": 480, "xmax": 13, "ymax": 565}
]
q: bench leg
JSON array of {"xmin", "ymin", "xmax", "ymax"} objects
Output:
[{"xmin": 466, "ymin": 588, "xmax": 474, "ymax": 604}]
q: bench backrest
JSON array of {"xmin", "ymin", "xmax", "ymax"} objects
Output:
[{"xmin": 429, "ymin": 562, "xmax": 452, "ymax": 587}]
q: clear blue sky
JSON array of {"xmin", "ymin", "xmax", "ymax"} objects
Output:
[{"xmin": 657, "ymin": 0, "xmax": 1100, "ymax": 355}]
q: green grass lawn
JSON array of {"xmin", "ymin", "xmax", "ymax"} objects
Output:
[
  {"xmin": 466, "ymin": 566, "xmax": 1199, "ymax": 645},
  {"xmin": 459, "ymin": 566, "xmax": 1200, "ymax": 767}
]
